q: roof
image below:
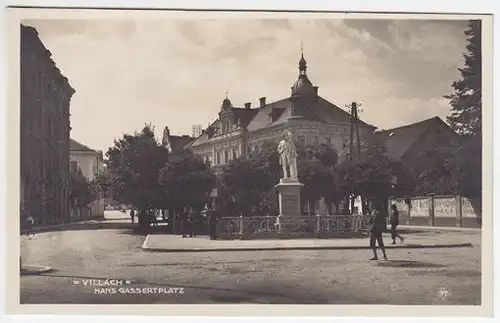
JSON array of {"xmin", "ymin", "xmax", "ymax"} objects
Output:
[
  {"xmin": 70, "ymin": 139, "xmax": 96, "ymax": 152},
  {"xmin": 189, "ymin": 96, "xmax": 375, "ymax": 147},
  {"xmin": 169, "ymin": 135, "xmax": 194, "ymax": 151},
  {"xmin": 374, "ymin": 116, "xmax": 453, "ymax": 160}
]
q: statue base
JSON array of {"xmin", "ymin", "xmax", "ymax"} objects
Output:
[{"xmin": 275, "ymin": 178, "xmax": 303, "ymax": 233}]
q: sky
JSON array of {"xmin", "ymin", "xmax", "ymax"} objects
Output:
[{"xmin": 24, "ymin": 17, "xmax": 469, "ymax": 153}]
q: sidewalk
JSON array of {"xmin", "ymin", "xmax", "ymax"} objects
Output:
[
  {"xmin": 142, "ymin": 231, "xmax": 478, "ymax": 253},
  {"xmin": 398, "ymin": 225, "xmax": 481, "ymax": 232}
]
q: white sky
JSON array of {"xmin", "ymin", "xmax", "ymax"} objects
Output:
[{"xmin": 24, "ymin": 18, "xmax": 469, "ymax": 153}]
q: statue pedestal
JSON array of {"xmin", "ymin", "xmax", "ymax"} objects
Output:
[{"xmin": 275, "ymin": 178, "xmax": 303, "ymax": 233}]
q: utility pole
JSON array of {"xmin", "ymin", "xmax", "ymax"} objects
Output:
[
  {"xmin": 346, "ymin": 102, "xmax": 363, "ymax": 160},
  {"xmin": 345, "ymin": 102, "xmax": 363, "ymax": 214}
]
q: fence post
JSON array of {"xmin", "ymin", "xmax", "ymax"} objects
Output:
[
  {"xmin": 316, "ymin": 214, "xmax": 321, "ymax": 234},
  {"xmin": 408, "ymin": 198, "xmax": 412, "ymax": 225},
  {"xmin": 456, "ymin": 195, "xmax": 463, "ymax": 228},
  {"xmin": 428, "ymin": 195, "xmax": 435, "ymax": 227},
  {"xmin": 239, "ymin": 215, "xmax": 244, "ymax": 236}
]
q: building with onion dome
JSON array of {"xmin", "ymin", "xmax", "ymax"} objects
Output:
[{"xmin": 186, "ymin": 52, "xmax": 375, "ymax": 172}]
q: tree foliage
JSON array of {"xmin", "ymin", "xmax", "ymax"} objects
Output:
[
  {"xmin": 297, "ymin": 143, "xmax": 339, "ymax": 214},
  {"xmin": 105, "ymin": 124, "xmax": 169, "ymax": 210},
  {"xmin": 442, "ymin": 20, "xmax": 482, "ymax": 199},
  {"xmin": 219, "ymin": 141, "xmax": 280, "ymax": 216},
  {"xmin": 220, "ymin": 141, "xmax": 340, "ymax": 216},
  {"xmin": 337, "ymin": 137, "xmax": 407, "ymax": 211},
  {"xmin": 445, "ymin": 20, "xmax": 482, "ymax": 137},
  {"xmin": 69, "ymin": 170, "xmax": 95, "ymax": 208},
  {"xmin": 158, "ymin": 150, "xmax": 216, "ymax": 211}
]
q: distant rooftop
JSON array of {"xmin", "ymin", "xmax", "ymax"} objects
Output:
[{"xmin": 70, "ymin": 139, "xmax": 95, "ymax": 152}]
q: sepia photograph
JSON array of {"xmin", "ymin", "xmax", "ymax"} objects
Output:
[{"xmin": 4, "ymin": 6, "xmax": 493, "ymax": 317}]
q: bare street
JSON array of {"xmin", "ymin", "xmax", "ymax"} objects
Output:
[{"xmin": 20, "ymin": 215, "xmax": 481, "ymax": 305}]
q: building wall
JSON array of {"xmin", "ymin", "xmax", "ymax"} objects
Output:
[
  {"xmin": 402, "ymin": 121, "xmax": 459, "ymax": 163},
  {"xmin": 69, "ymin": 150, "xmax": 105, "ymax": 217},
  {"xmin": 191, "ymin": 120, "xmax": 371, "ymax": 167},
  {"xmin": 70, "ymin": 151, "xmax": 103, "ymax": 182},
  {"xmin": 20, "ymin": 25, "xmax": 75, "ymax": 226},
  {"xmin": 389, "ymin": 195, "xmax": 481, "ymax": 228}
]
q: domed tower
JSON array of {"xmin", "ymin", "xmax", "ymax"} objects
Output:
[
  {"xmin": 218, "ymin": 92, "xmax": 237, "ymax": 135},
  {"xmin": 290, "ymin": 46, "xmax": 318, "ymax": 98}
]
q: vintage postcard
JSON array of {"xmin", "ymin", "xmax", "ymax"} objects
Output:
[{"xmin": 4, "ymin": 7, "xmax": 494, "ymax": 318}]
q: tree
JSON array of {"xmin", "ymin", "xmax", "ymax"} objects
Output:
[
  {"xmin": 219, "ymin": 141, "xmax": 281, "ymax": 216},
  {"xmin": 105, "ymin": 124, "xmax": 169, "ymax": 229},
  {"xmin": 410, "ymin": 144, "xmax": 462, "ymax": 196},
  {"xmin": 158, "ymin": 150, "xmax": 216, "ymax": 212},
  {"xmin": 444, "ymin": 20, "xmax": 482, "ymax": 200},
  {"xmin": 297, "ymin": 143, "xmax": 339, "ymax": 215},
  {"xmin": 337, "ymin": 137, "xmax": 404, "ymax": 213},
  {"xmin": 445, "ymin": 20, "xmax": 482, "ymax": 137},
  {"xmin": 220, "ymin": 141, "xmax": 340, "ymax": 216},
  {"xmin": 69, "ymin": 170, "xmax": 95, "ymax": 208}
]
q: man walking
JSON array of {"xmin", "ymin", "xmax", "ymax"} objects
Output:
[
  {"xmin": 390, "ymin": 204, "xmax": 404, "ymax": 244},
  {"xmin": 368, "ymin": 204, "xmax": 388, "ymax": 261}
]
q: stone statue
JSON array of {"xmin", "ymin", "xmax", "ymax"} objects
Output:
[
  {"xmin": 162, "ymin": 126, "xmax": 172, "ymax": 152},
  {"xmin": 277, "ymin": 130, "xmax": 298, "ymax": 179}
]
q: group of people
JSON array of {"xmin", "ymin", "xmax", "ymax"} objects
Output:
[
  {"xmin": 128, "ymin": 204, "xmax": 220, "ymax": 240},
  {"xmin": 368, "ymin": 203, "xmax": 405, "ymax": 260},
  {"xmin": 179, "ymin": 205, "xmax": 219, "ymax": 240}
]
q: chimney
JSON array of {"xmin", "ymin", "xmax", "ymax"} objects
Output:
[
  {"xmin": 259, "ymin": 97, "xmax": 266, "ymax": 108},
  {"xmin": 244, "ymin": 102, "xmax": 251, "ymax": 109},
  {"xmin": 314, "ymin": 86, "xmax": 318, "ymax": 96}
]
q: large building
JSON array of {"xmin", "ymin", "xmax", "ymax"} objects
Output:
[
  {"xmin": 186, "ymin": 53, "xmax": 375, "ymax": 171},
  {"xmin": 69, "ymin": 139, "xmax": 105, "ymax": 217},
  {"xmin": 374, "ymin": 116, "xmax": 460, "ymax": 163},
  {"xmin": 70, "ymin": 139, "xmax": 104, "ymax": 182},
  {"xmin": 20, "ymin": 25, "xmax": 75, "ymax": 225}
]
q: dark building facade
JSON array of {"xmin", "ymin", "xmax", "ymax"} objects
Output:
[{"xmin": 20, "ymin": 25, "xmax": 75, "ymax": 225}]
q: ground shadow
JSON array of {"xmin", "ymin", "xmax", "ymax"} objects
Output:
[
  {"xmin": 376, "ymin": 260, "xmax": 448, "ymax": 268},
  {"xmin": 407, "ymin": 269, "xmax": 481, "ymax": 277},
  {"xmin": 20, "ymin": 268, "xmax": 58, "ymax": 276}
]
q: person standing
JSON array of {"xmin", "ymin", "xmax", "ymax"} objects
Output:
[
  {"xmin": 130, "ymin": 209, "xmax": 135, "ymax": 224},
  {"xmin": 25, "ymin": 215, "xmax": 35, "ymax": 238},
  {"xmin": 188, "ymin": 208, "xmax": 197, "ymax": 238},
  {"xmin": 180, "ymin": 207, "xmax": 190, "ymax": 238},
  {"xmin": 390, "ymin": 204, "xmax": 404, "ymax": 244},
  {"xmin": 208, "ymin": 204, "xmax": 219, "ymax": 240},
  {"xmin": 368, "ymin": 206, "xmax": 388, "ymax": 261}
]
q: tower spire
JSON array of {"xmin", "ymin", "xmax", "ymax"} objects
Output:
[{"xmin": 298, "ymin": 42, "xmax": 307, "ymax": 74}]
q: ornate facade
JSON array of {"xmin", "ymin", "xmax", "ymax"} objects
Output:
[
  {"xmin": 20, "ymin": 25, "xmax": 75, "ymax": 225},
  {"xmin": 186, "ymin": 53, "xmax": 375, "ymax": 171}
]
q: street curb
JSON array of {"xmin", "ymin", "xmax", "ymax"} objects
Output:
[
  {"xmin": 398, "ymin": 225, "xmax": 481, "ymax": 233},
  {"xmin": 20, "ymin": 264, "xmax": 53, "ymax": 275},
  {"xmin": 141, "ymin": 240, "xmax": 474, "ymax": 253},
  {"xmin": 142, "ymin": 235, "xmax": 151, "ymax": 250}
]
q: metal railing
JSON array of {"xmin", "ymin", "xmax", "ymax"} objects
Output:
[{"xmin": 217, "ymin": 214, "xmax": 370, "ymax": 239}]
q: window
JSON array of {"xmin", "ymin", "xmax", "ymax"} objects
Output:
[
  {"xmin": 298, "ymin": 135, "xmax": 306, "ymax": 147},
  {"xmin": 216, "ymin": 152, "xmax": 221, "ymax": 165},
  {"xmin": 313, "ymin": 136, "xmax": 319, "ymax": 144},
  {"xmin": 232, "ymin": 149, "xmax": 237, "ymax": 160},
  {"xmin": 224, "ymin": 151, "xmax": 229, "ymax": 163},
  {"xmin": 70, "ymin": 160, "xmax": 78, "ymax": 173},
  {"xmin": 325, "ymin": 137, "xmax": 332, "ymax": 146}
]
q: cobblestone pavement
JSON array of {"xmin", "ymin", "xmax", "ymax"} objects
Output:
[{"xmin": 20, "ymin": 229, "xmax": 481, "ymax": 305}]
